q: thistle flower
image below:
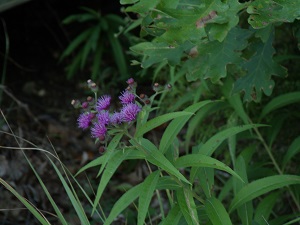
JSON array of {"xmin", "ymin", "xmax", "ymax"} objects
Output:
[
  {"xmin": 96, "ymin": 95, "xmax": 111, "ymax": 111},
  {"xmin": 110, "ymin": 112, "xmax": 123, "ymax": 125},
  {"xmin": 97, "ymin": 111, "xmax": 110, "ymax": 125},
  {"xmin": 119, "ymin": 90, "xmax": 135, "ymax": 105},
  {"xmin": 91, "ymin": 122, "xmax": 107, "ymax": 139},
  {"xmin": 120, "ymin": 103, "xmax": 141, "ymax": 122},
  {"xmin": 77, "ymin": 112, "xmax": 95, "ymax": 130}
]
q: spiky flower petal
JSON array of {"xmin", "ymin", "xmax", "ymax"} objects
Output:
[
  {"xmin": 91, "ymin": 122, "xmax": 107, "ymax": 138},
  {"xmin": 77, "ymin": 112, "xmax": 95, "ymax": 130},
  {"xmin": 97, "ymin": 111, "xmax": 110, "ymax": 125},
  {"xmin": 120, "ymin": 103, "xmax": 141, "ymax": 122},
  {"xmin": 96, "ymin": 95, "xmax": 111, "ymax": 112},
  {"xmin": 119, "ymin": 91, "xmax": 135, "ymax": 105},
  {"xmin": 110, "ymin": 112, "xmax": 123, "ymax": 125}
]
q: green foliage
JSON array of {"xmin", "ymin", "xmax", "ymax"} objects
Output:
[
  {"xmin": 121, "ymin": 0, "xmax": 300, "ymax": 102},
  {"xmin": 60, "ymin": 7, "xmax": 129, "ymax": 80}
]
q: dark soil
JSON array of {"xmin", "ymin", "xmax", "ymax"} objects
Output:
[{"xmin": 0, "ymin": 1, "xmax": 128, "ymax": 224}]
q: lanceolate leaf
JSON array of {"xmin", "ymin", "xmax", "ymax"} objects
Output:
[
  {"xmin": 159, "ymin": 204, "xmax": 182, "ymax": 225},
  {"xmin": 135, "ymin": 111, "xmax": 193, "ymax": 138},
  {"xmin": 205, "ymin": 197, "xmax": 233, "ymax": 225},
  {"xmin": 174, "ymin": 154, "xmax": 243, "ymax": 182},
  {"xmin": 177, "ymin": 188, "xmax": 199, "ymax": 225},
  {"xmin": 138, "ymin": 171, "xmax": 160, "ymax": 225},
  {"xmin": 137, "ymin": 138, "xmax": 191, "ymax": 185},
  {"xmin": 200, "ymin": 124, "xmax": 266, "ymax": 157},
  {"xmin": 233, "ymin": 32, "xmax": 288, "ymax": 102},
  {"xmin": 229, "ymin": 175, "xmax": 300, "ymax": 212},
  {"xmin": 159, "ymin": 100, "xmax": 214, "ymax": 154},
  {"xmin": 282, "ymin": 136, "xmax": 300, "ymax": 169},
  {"xmin": 247, "ymin": 0, "xmax": 300, "ymax": 29},
  {"xmin": 104, "ymin": 183, "xmax": 143, "ymax": 225}
]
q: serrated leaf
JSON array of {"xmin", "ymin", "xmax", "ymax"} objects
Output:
[
  {"xmin": 233, "ymin": 32, "xmax": 287, "ymax": 102},
  {"xmin": 229, "ymin": 175, "xmax": 300, "ymax": 212},
  {"xmin": 205, "ymin": 197, "xmax": 233, "ymax": 225},
  {"xmin": 125, "ymin": 0, "xmax": 160, "ymax": 14},
  {"xmin": 177, "ymin": 188, "xmax": 199, "ymax": 225},
  {"xmin": 135, "ymin": 111, "xmax": 193, "ymax": 138},
  {"xmin": 175, "ymin": 154, "xmax": 243, "ymax": 182},
  {"xmin": 185, "ymin": 27, "xmax": 252, "ymax": 83},
  {"xmin": 247, "ymin": 0, "xmax": 300, "ymax": 29},
  {"xmin": 104, "ymin": 183, "xmax": 143, "ymax": 225},
  {"xmin": 138, "ymin": 171, "xmax": 160, "ymax": 225},
  {"xmin": 130, "ymin": 41, "xmax": 194, "ymax": 68}
]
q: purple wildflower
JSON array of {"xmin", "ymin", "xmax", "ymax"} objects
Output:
[
  {"xmin": 110, "ymin": 112, "xmax": 123, "ymax": 125},
  {"xmin": 91, "ymin": 122, "xmax": 107, "ymax": 138},
  {"xmin": 120, "ymin": 103, "xmax": 141, "ymax": 122},
  {"xmin": 97, "ymin": 111, "xmax": 110, "ymax": 125},
  {"xmin": 96, "ymin": 95, "xmax": 111, "ymax": 112},
  {"xmin": 77, "ymin": 112, "xmax": 95, "ymax": 130},
  {"xmin": 119, "ymin": 91, "xmax": 135, "ymax": 105}
]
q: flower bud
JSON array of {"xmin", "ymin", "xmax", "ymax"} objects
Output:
[
  {"xmin": 82, "ymin": 102, "xmax": 89, "ymax": 109},
  {"xmin": 99, "ymin": 146, "xmax": 106, "ymax": 154},
  {"xmin": 71, "ymin": 99, "xmax": 81, "ymax": 108},
  {"xmin": 153, "ymin": 82, "xmax": 160, "ymax": 92}
]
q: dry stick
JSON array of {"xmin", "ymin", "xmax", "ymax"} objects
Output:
[{"xmin": 0, "ymin": 85, "xmax": 41, "ymax": 125}]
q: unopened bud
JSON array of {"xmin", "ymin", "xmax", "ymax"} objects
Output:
[
  {"xmin": 139, "ymin": 93, "xmax": 146, "ymax": 99},
  {"xmin": 126, "ymin": 78, "xmax": 135, "ymax": 85},
  {"xmin": 145, "ymin": 99, "xmax": 151, "ymax": 104},
  {"xmin": 99, "ymin": 146, "xmax": 106, "ymax": 154},
  {"xmin": 166, "ymin": 84, "xmax": 172, "ymax": 90},
  {"xmin": 82, "ymin": 102, "xmax": 89, "ymax": 109},
  {"xmin": 87, "ymin": 96, "xmax": 93, "ymax": 102},
  {"xmin": 98, "ymin": 135, "xmax": 106, "ymax": 142},
  {"xmin": 153, "ymin": 82, "xmax": 161, "ymax": 92},
  {"xmin": 90, "ymin": 83, "xmax": 98, "ymax": 92},
  {"xmin": 71, "ymin": 99, "xmax": 81, "ymax": 108}
]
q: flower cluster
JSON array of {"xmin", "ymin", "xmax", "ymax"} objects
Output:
[{"xmin": 72, "ymin": 78, "xmax": 141, "ymax": 143}]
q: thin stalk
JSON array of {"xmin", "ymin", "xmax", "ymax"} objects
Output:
[{"xmin": 1, "ymin": 19, "xmax": 9, "ymax": 104}]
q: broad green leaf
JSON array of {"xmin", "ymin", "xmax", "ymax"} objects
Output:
[
  {"xmin": 205, "ymin": 197, "xmax": 233, "ymax": 225},
  {"xmin": 260, "ymin": 92, "xmax": 300, "ymax": 119},
  {"xmin": 174, "ymin": 154, "xmax": 243, "ymax": 182},
  {"xmin": 120, "ymin": 0, "xmax": 139, "ymax": 5},
  {"xmin": 137, "ymin": 138, "xmax": 191, "ymax": 185},
  {"xmin": 233, "ymin": 32, "xmax": 287, "ymax": 102},
  {"xmin": 177, "ymin": 188, "xmax": 199, "ymax": 225},
  {"xmin": 254, "ymin": 192, "xmax": 281, "ymax": 224},
  {"xmin": 104, "ymin": 183, "xmax": 143, "ymax": 225},
  {"xmin": 0, "ymin": 178, "xmax": 51, "ymax": 225},
  {"xmin": 48, "ymin": 157, "xmax": 90, "ymax": 225},
  {"xmin": 282, "ymin": 136, "xmax": 300, "ymax": 169},
  {"xmin": 195, "ymin": 168, "xmax": 214, "ymax": 198},
  {"xmin": 159, "ymin": 100, "xmax": 214, "ymax": 154},
  {"xmin": 130, "ymin": 41, "xmax": 194, "ymax": 68},
  {"xmin": 185, "ymin": 27, "xmax": 252, "ymax": 83},
  {"xmin": 200, "ymin": 124, "xmax": 266, "ymax": 157},
  {"xmin": 125, "ymin": 0, "xmax": 160, "ymax": 14},
  {"xmin": 138, "ymin": 171, "xmax": 160, "ymax": 225},
  {"xmin": 135, "ymin": 111, "xmax": 193, "ymax": 138},
  {"xmin": 247, "ymin": 0, "xmax": 300, "ymax": 29},
  {"xmin": 159, "ymin": 204, "xmax": 182, "ymax": 225},
  {"xmin": 230, "ymin": 175, "xmax": 300, "ymax": 212}
]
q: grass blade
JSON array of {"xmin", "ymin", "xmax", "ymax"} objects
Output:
[
  {"xmin": 0, "ymin": 178, "xmax": 50, "ymax": 225},
  {"xmin": 282, "ymin": 136, "xmax": 300, "ymax": 170}
]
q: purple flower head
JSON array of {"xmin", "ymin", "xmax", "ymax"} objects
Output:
[
  {"xmin": 110, "ymin": 112, "xmax": 123, "ymax": 125},
  {"xmin": 96, "ymin": 95, "xmax": 111, "ymax": 112},
  {"xmin": 91, "ymin": 122, "xmax": 107, "ymax": 139},
  {"xmin": 77, "ymin": 112, "xmax": 95, "ymax": 130},
  {"xmin": 119, "ymin": 90, "xmax": 135, "ymax": 105},
  {"xmin": 120, "ymin": 103, "xmax": 141, "ymax": 122},
  {"xmin": 97, "ymin": 111, "xmax": 110, "ymax": 125}
]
